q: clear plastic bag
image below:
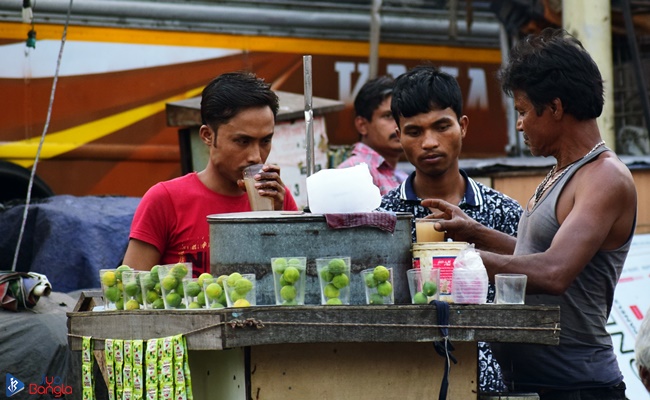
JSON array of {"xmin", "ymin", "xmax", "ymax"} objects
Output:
[{"xmin": 451, "ymin": 244, "xmax": 488, "ymax": 304}]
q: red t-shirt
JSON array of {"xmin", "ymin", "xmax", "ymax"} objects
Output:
[{"xmin": 129, "ymin": 172, "xmax": 298, "ymax": 276}]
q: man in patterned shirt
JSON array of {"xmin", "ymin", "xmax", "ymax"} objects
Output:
[
  {"xmin": 380, "ymin": 65, "xmax": 523, "ymax": 394},
  {"xmin": 337, "ymin": 76, "xmax": 408, "ymax": 195}
]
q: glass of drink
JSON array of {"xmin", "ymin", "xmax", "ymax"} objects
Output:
[
  {"xmin": 415, "ymin": 218, "xmax": 444, "ymax": 242},
  {"xmin": 243, "ymin": 164, "xmax": 274, "ymax": 211}
]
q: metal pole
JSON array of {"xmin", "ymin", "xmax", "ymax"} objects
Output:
[
  {"xmin": 303, "ymin": 55, "xmax": 315, "ymax": 177},
  {"xmin": 448, "ymin": 0, "xmax": 458, "ymax": 40},
  {"xmin": 562, "ymin": 0, "xmax": 615, "ymax": 149},
  {"xmin": 368, "ymin": 0, "xmax": 382, "ymax": 79},
  {"xmin": 499, "ymin": 24, "xmax": 519, "ymax": 156}
]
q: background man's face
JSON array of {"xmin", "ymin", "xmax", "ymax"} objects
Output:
[{"xmin": 359, "ymin": 97, "xmax": 402, "ymax": 158}]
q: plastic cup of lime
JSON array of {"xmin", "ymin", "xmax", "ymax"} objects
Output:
[
  {"xmin": 271, "ymin": 257, "xmax": 307, "ymax": 306},
  {"xmin": 222, "ymin": 273, "xmax": 256, "ymax": 307},
  {"xmin": 315, "ymin": 257, "xmax": 351, "ymax": 305},
  {"xmin": 361, "ymin": 266, "xmax": 394, "ymax": 305}
]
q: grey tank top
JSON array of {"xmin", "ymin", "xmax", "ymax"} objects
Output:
[{"xmin": 492, "ymin": 146, "xmax": 635, "ymax": 389}]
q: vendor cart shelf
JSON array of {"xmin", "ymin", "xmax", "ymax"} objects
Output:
[{"xmin": 68, "ymin": 291, "xmax": 560, "ymax": 399}]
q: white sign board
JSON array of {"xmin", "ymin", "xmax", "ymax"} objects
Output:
[
  {"xmin": 608, "ymin": 233, "xmax": 650, "ymax": 399},
  {"xmin": 267, "ymin": 116, "xmax": 329, "ymax": 210}
]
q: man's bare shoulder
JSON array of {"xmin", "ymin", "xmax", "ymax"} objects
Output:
[
  {"xmin": 572, "ymin": 151, "xmax": 636, "ymax": 214},
  {"xmin": 565, "ymin": 151, "xmax": 635, "ymax": 212},
  {"xmin": 588, "ymin": 151, "xmax": 635, "ymax": 188}
]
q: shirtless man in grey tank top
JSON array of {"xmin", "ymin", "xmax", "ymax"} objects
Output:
[{"xmin": 421, "ymin": 28, "xmax": 637, "ymax": 399}]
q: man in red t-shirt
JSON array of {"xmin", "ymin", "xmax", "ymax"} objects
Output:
[{"xmin": 123, "ymin": 72, "xmax": 298, "ymax": 276}]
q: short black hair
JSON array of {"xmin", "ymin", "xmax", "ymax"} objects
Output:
[
  {"xmin": 391, "ymin": 65, "xmax": 463, "ymax": 125},
  {"xmin": 200, "ymin": 71, "xmax": 279, "ymax": 131},
  {"xmin": 354, "ymin": 76, "xmax": 394, "ymax": 121},
  {"xmin": 498, "ymin": 28, "xmax": 604, "ymax": 120}
]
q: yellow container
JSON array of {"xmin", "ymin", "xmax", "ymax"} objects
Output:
[{"xmin": 411, "ymin": 242, "xmax": 468, "ymax": 302}]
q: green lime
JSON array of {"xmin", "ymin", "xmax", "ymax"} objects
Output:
[
  {"xmin": 373, "ymin": 265, "xmax": 390, "ymax": 283},
  {"xmin": 124, "ymin": 282, "xmax": 140, "ymax": 297},
  {"xmin": 135, "ymin": 292, "xmax": 143, "ymax": 305},
  {"xmin": 216, "ymin": 275, "xmax": 229, "ymax": 287},
  {"xmin": 323, "ymin": 283, "xmax": 340, "ymax": 299},
  {"xmin": 161, "ymin": 276, "xmax": 177, "ymax": 291},
  {"xmin": 229, "ymin": 290, "xmax": 245, "ymax": 302},
  {"xmin": 115, "ymin": 298, "xmax": 124, "ymax": 310},
  {"xmin": 218, "ymin": 292, "xmax": 227, "ymax": 307},
  {"xmin": 226, "ymin": 272, "xmax": 243, "ymax": 287},
  {"xmin": 171, "ymin": 263, "xmax": 189, "ymax": 280},
  {"xmin": 101, "ymin": 271, "xmax": 117, "ymax": 287},
  {"xmin": 364, "ymin": 273, "xmax": 378, "ymax": 288},
  {"xmin": 125, "ymin": 299, "xmax": 140, "ymax": 310},
  {"xmin": 288, "ymin": 258, "xmax": 303, "ymax": 267},
  {"xmin": 319, "ymin": 267, "xmax": 333, "ymax": 283},
  {"xmin": 327, "ymin": 259, "xmax": 346, "ymax": 275},
  {"xmin": 115, "ymin": 265, "xmax": 132, "ymax": 281},
  {"xmin": 152, "ymin": 298, "xmax": 165, "ymax": 309},
  {"xmin": 165, "ymin": 292, "xmax": 182, "ymax": 308},
  {"xmin": 272, "ymin": 258, "xmax": 288, "ymax": 274},
  {"xmin": 413, "ymin": 292, "xmax": 428, "ymax": 304},
  {"xmin": 197, "ymin": 290, "xmax": 207, "ymax": 307},
  {"xmin": 141, "ymin": 273, "xmax": 155, "ymax": 291},
  {"xmin": 205, "ymin": 283, "xmax": 223, "ymax": 300},
  {"xmin": 326, "ymin": 298, "xmax": 343, "ymax": 305},
  {"xmin": 282, "ymin": 299, "xmax": 298, "ymax": 306},
  {"xmin": 210, "ymin": 302, "xmax": 225, "ymax": 309},
  {"xmin": 150, "ymin": 265, "xmax": 161, "ymax": 283},
  {"xmin": 280, "ymin": 285, "xmax": 297, "ymax": 301},
  {"xmin": 331, "ymin": 273, "xmax": 349, "ymax": 289},
  {"xmin": 279, "ymin": 275, "xmax": 288, "ymax": 286},
  {"xmin": 423, "ymin": 281, "xmax": 437, "ymax": 296},
  {"xmin": 197, "ymin": 273, "xmax": 213, "ymax": 287},
  {"xmin": 283, "ymin": 267, "xmax": 300, "ymax": 284},
  {"xmin": 235, "ymin": 278, "xmax": 253, "ymax": 295},
  {"xmin": 369, "ymin": 293, "xmax": 384, "ymax": 305},
  {"xmin": 146, "ymin": 290, "xmax": 160, "ymax": 304},
  {"xmin": 188, "ymin": 301, "xmax": 202, "ymax": 309},
  {"xmin": 377, "ymin": 281, "xmax": 392, "ymax": 297},
  {"xmin": 185, "ymin": 281, "xmax": 201, "ymax": 297},
  {"xmin": 176, "ymin": 281, "xmax": 185, "ymax": 296},
  {"xmin": 104, "ymin": 286, "xmax": 121, "ymax": 302}
]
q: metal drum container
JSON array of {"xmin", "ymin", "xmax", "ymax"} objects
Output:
[{"xmin": 208, "ymin": 211, "xmax": 413, "ymax": 305}]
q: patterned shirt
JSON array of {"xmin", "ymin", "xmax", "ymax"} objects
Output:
[
  {"xmin": 337, "ymin": 142, "xmax": 408, "ymax": 195},
  {"xmin": 380, "ymin": 170, "xmax": 523, "ymax": 393}
]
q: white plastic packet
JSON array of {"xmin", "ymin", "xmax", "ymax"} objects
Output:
[
  {"xmin": 451, "ymin": 244, "xmax": 488, "ymax": 304},
  {"xmin": 306, "ymin": 163, "xmax": 381, "ymax": 214}
]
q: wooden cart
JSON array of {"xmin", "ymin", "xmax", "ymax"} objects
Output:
[{"xmin": 68, "ymin": 291, "xmax": 560, "ymax": 399}]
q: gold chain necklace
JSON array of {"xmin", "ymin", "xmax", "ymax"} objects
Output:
[{"xmin": 533, "ymin": 141, "xmax": 606, "ymax": 205}]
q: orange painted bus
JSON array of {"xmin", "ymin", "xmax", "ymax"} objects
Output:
[{"xmin": 0, "ymin": 0, "xmax": 509, "ymax": 201}]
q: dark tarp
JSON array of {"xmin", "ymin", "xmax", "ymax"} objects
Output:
[{"xmin": 0, "ymin": 195, "xmax": 140, "ymax": 293}]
